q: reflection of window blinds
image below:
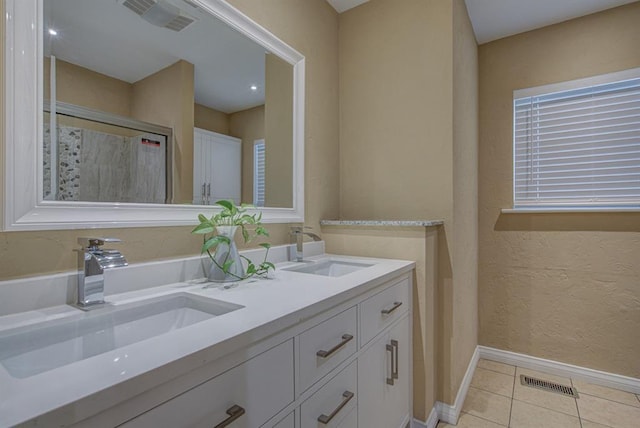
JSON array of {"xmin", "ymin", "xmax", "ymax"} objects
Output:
[
  {"xmin": 513, "ymin": 71, "xmax": 640, "ymax": 208},
  {"xmin": 254, "ymin": 140, "xmax": 266, "ymax": 207}
]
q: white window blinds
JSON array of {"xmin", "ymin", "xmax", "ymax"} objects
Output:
[
  {"xmin": 253, "ymin": 140, "xmax": 266, "ymax": 207},
  {"xmin": 513, "ymin": 71, "xmax": 640, "ymax": 209}
]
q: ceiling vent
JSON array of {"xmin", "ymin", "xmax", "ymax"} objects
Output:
[{"xmin": 121, "ymin": 0, "xmax": 196, "ymax": 32}]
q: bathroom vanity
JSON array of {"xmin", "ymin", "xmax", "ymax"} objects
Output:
[{"xmin": 0, "ymin": 253, "xmax": 414, "ymax": 428}]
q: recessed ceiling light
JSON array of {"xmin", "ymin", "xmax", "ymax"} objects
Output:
[
  {"xmin": 48, "ymin": 28, "xmax": 58, "ymax": 36},
  {"xmin": 250, "ymin": 85, "xmax": 258, "ymax": 91}
]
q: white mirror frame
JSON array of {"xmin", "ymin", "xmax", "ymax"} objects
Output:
[{"xmin": 3, "ymin": 0, "xmax": 305, "ymax": 230}]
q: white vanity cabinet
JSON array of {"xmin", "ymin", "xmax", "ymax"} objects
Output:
[
  {"xmin": 120, "ymin": 339, "xmax": 294, "ymax": 428},
  {"xmin": 71, "ymin": 271, "xmax": 413, "ymax": 428}
]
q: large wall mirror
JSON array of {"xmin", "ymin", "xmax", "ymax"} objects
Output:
[{"xmin": 3, "ymin": 0, "xmax": 305, "ymax": 230}]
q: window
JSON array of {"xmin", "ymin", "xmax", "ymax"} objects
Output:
[
  {"xmin": 253, "ymin": 139, "xmax": 266, "ymax": 207},
  {"xmin": 513, "ymin": 68, "xmax": 640, "ymax": 210}
]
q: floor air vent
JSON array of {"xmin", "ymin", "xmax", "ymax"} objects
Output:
[{"xmin": 520, "ymin": 375, "xmax": 579, "ymax": 398}]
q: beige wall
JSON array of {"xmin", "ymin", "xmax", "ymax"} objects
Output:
[
  {"xmin": 264, "ymin": 53, "xmax": 294, "ymax": 208},
  {"xmin": 0, "ymin": 0, "xmax": 338, "ymax": 280},
  {"xmin": 338, "ymin": 0, "xmax": 478, "ymax": 413},
  {"xmin": 229, "ymin": 105, "xmax": 265, "ymax": 204},
  {"xmin": 194, "ymin": 103, "xmax": 230, "ymax": 135},
  {"xmin": 478, "ymin": 2, "xmax": 640, "ymax": 378},
  {"xmin": 450, "ymin": 0, "xmax": 479, "ymax": 407},
  {"xmin": 44, "ymin": 58, "xmax": 133, "ymax": 117},
  {"xmin": 132, "ymin": 60, "xmax": 195, "ymax": 204}
]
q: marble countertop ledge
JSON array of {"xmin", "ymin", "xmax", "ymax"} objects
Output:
[{"xmin": 320, "ymin": 219, "xmax": 444, "ymax": 227}]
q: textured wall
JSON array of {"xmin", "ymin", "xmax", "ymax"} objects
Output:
[
  {"xmin": 264, "ymin": 53, "xmax": 293, "ymax": 208},
  {"xmin": 229, "ymin": 105, "xmax": 265, "ymax": 204},
  {"xmin": 450, "ymin": 0, "xmax": 479, "ymax": 406},
  {"xmin": 338, "ymin": 0, "xmax": 478, "ymax": 412},
  {"xmin": 478, "ymin": 2, "xmax": 640, "ymax": 378},
  {"xmin": 194, "ymin": 104, "xmax": 230, "ymax": 135},
  {"xmin": 131, "ymin": 60, "xmax": 195, "ymax": 204},
  {"xmin": 0, "ymin": 0, "xmax": 338, "ymax": 280}
]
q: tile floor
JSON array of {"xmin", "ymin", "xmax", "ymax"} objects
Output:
[{"xmin": 437, "ymin": 359, "xmax": 640, "ymax": 428}]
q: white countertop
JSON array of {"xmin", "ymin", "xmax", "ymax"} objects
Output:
[{"xmin": 0, "ymin": 254, "xmax": 414, "ymax": 427}]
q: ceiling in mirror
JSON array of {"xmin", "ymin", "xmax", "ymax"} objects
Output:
[{"xmin": 45, "ymin": 0, "xmax": 267, "ymax": 113}]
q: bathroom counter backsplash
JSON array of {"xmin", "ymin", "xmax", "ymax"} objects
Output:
[
  {"xmin": 0, "ymin": 243, "xmax": 414, "ymax": 427},
  {"xmin": 0, "ymin": 241, "xmax": 326, "ymax": 317}
]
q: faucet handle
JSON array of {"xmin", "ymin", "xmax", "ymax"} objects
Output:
[{"xmin": 77, "ymin": 237, "xmax": 121, "ymax": 250}]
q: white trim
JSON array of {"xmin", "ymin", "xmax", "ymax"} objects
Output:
[
  {"xmin": 478, "ymin": 346, "xmax": 640, "ymax": 395},
  {"xmin": 435, "ymin": 346, "xmax": 480, "ymax": 425},
  {"xmin": 513, "ymin": 66, "xmax": 640, "ymax": 99},
  {"xmin": 501, "ymin": 207, "xmax": 640, "ymax": 214},
  {"xmin": 412, "ymin": 406, "xmax": 439, "ymax": 428},
  {"xmin": 3, "ymin": 0, "xmax": 305, "ymax": 230}
]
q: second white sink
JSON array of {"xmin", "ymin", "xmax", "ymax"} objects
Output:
[
  {"xmin": 284, "ymin": 259, "xmax": 374, "ymax": 277},
  {"xmin": 0, "ymin": 293, "xmax": 243, "ymax": 379}
]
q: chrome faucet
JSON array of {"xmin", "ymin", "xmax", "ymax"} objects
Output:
[
  {"xmin": 75, "ymin": 237, "xmax": 128, "ymax": 309},
  {"xmin": 290, "ymin": 226, "xmax": 322, "ymax": 262}
]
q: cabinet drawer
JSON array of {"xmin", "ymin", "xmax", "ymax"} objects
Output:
[
  {"xmin": 272, "ymin": 412, "xmax": 295, "ymax": 428},
  {"xmin": 120, "ymin": 339, "xmax": 294, "ymax": 428},
  {"xmin": 299, "ymin": 306, "xmax": 357, "ymax": 392},
  {"xmin": 301, "ymin": 360, "xmax": 357, "ymax": 428},
  {"xmin": 360, "ymin": 278, "xmax": 409, "ymax": 346}
]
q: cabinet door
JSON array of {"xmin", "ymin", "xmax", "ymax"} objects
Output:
[
  {"xmin": 121, "ymin": 339, "xmax": 294, "ymax": 428},
  {"xmin": 357, "ymin": 315, "xmax": 410, "ymax": 428}
]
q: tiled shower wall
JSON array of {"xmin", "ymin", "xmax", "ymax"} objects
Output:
[{"xmin": 43, "ymin": 126, "xmax": 166, "ymax": 203}]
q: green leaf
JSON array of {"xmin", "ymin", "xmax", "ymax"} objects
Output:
[
  {"xmin": 263, "ymin": 261, "xmax": 276, "ymax": 270},
  {"xmin": 246, "ymin": 264, "xmax": 256, "ymax": 274},
  {"xmin": 222, "ymin": 260, "xmax": 234, "ymax": 273},
  {"xmin": 198, "ymin": 214, "xmax": 208, "ymax": 223},
  {"xmin": 202, "ymin": 235, "xmax": 228, "ymax": 252},
  {"xmin": 259, "ymin": 242, "xmax": 271, "ymax": 249},
  {"xmin": 216, "ymin": 199, "xmax": 234, "ymax": 211},
  {"xmin": 241, "ymin": 227, "xmax": 250, "ymax": 243},
  {"xmin": 192, "ymin": 223, "xmax": 215, "ymax": 234}
]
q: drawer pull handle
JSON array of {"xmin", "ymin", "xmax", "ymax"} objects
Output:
[
  {"xmin": 391, "ymin": 339, "xmax": 399, "ymax": 380},
  {"xmin": 214, "ymin": 404, "xmax": 245, "ymax": 428},
  {"xmin": 316, "ymin": 334, "xmax": 354, "ymax": 358},
  {"xmin": 381, "ymin": 301, "xmax": 403, "ymax": 315},
  {"xmin": 317, "ymin": 390, "xmax": 354, "ymax": 424},
  {"xmin": 386, "ymin": 342, "xmax": 395, "ymax": 385}
]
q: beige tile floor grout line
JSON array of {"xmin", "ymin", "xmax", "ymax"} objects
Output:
[
  {"xmin": 508, "ymin": 371, "xmax": 516, "ymax": 428},
  {"xmin": 570, "ymin": 378, "xmax": 584, "ymax": 428}
]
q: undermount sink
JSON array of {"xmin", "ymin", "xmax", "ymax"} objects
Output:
[
  {"xmin": 284, "ymin": 259, "xmax": 375, "ymax": 277},
  {"xmin": 0, "ymin": 293, "xmax": 242, "ymax": 379}
]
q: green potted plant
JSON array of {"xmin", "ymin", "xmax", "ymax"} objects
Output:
[{"xmin": 192, "ymin": 200, "xmax": 275, "ymax": 282}]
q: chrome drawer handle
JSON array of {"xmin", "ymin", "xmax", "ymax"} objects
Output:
[
  {"xmin": 381, "ymin": 301, "xmax": 402, "ymax": 315},
  {"xmin": 386, "ymin": 342, "xmax": 395, "ymax": 385},
  {"xmin": 213, "ymin": 404, "xmax": 245, "ymax": 428},
  {"xmin": 316, "ymin": 334, "xmax": 354, "ymax": 358},
  {"xmin": 391, "ymin": 339, "xmax": 399, "ymax": 380},
  {"xmin": 317, "ymin": 391, "xmax": 354, "ymax": 424}
]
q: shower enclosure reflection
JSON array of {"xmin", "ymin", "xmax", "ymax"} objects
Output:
[{"xmin": 43, "ymin": 106, "xmax": 171, "ymax": 204}]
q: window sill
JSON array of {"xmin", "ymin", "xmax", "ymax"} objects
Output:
[{"xmin": 501, "ymin": 207, "xmax": 640, "ymax": 214}]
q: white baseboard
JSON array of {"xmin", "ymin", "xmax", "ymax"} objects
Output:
[
  {"xmin": 435, "ymin": 346, "xmax": 480, "ymax": 425},
  {"xmin": 413, "ymin": 406, "xmax": 439, "ymax": 428},
  {"xmin": 478, "ymin": 346, "xmax": 640, "ymax": 395}
]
